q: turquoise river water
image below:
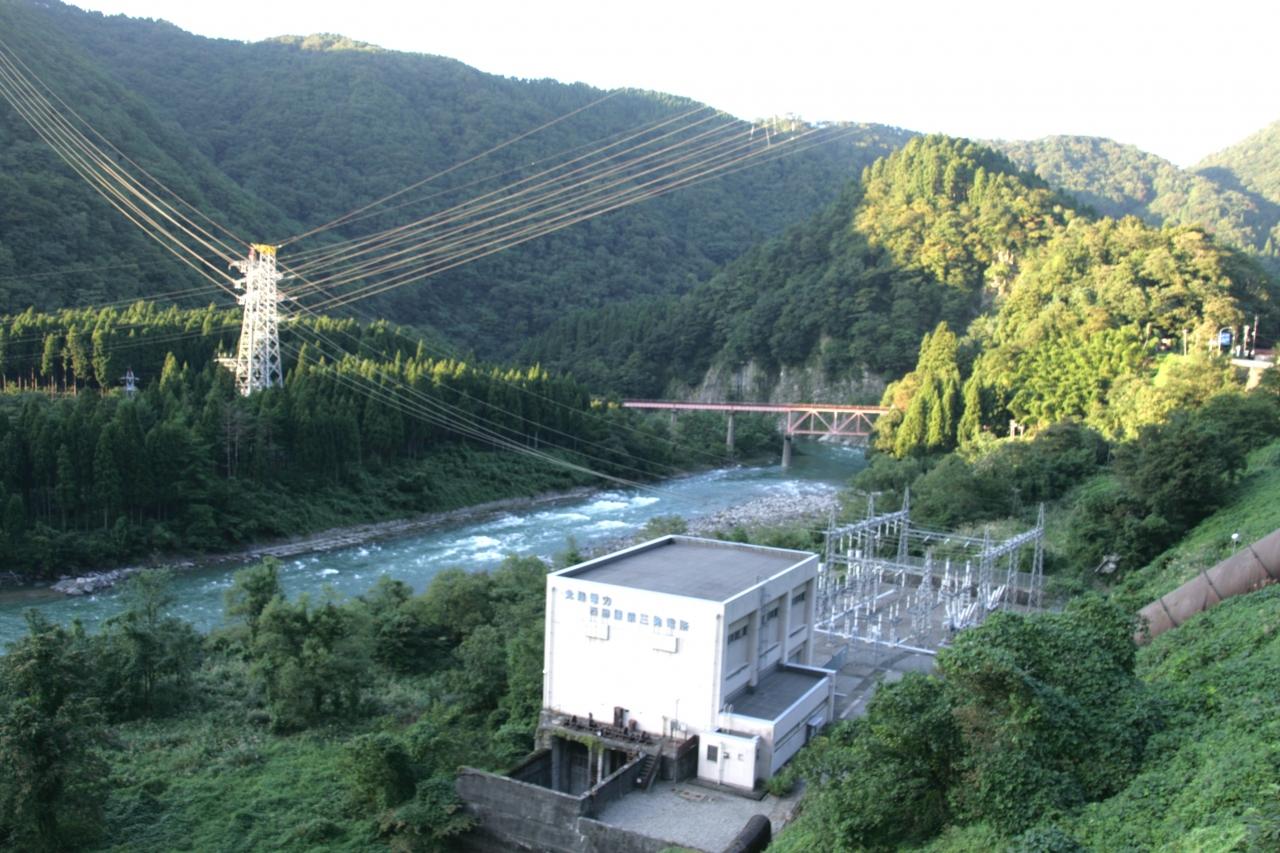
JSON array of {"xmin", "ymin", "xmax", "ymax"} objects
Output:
[{"xmin": 0, "ymin": 443, "xmax": 865, "ymax": 646}]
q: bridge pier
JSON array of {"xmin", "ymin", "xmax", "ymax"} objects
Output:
[
  {"xmin": 726, "ymin": 412, "xmax": 735, "ymax": 452},
  {"xmin": 782, "ymin": 433, "xmax": 793, "ymax": 469}
]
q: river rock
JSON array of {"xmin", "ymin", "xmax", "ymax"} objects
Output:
[
  {"xmin": 687, "ymin": 489, "xmax": 839, "ymax": 536},
  {"xmin": 51, "ymin": 567, "xmax": 139, "ymax": 596}
]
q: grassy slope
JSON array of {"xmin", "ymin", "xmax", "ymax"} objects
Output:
[
  {"xmin": 100, "ymin": 659, "xmax": 399, "ymax": 852},
  {"xmin": 1111, "ymin": 440, "xmax": 1280, "ymax": 608},
  {"xmin": 913, "ymin": 440, "xmax": 1280, "ymax": 852},
  {"xmin": 1069, "ymin": 584, "xmax": 1280, "ymax": 851}
]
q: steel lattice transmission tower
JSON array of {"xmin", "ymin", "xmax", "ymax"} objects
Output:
[{"xmin": 220, "ymin": 243, "xmax": 285, "ymax": 396}]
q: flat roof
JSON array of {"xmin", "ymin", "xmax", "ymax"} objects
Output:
[
  {"xmin": 725, "ymin": 666, "xmax": 826, "ymax": 721},
  {"xmin": 559, "ymin": 536, "xmax": 813, "ymax": 602}
]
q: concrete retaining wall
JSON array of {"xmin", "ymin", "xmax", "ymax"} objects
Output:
[
  {"xmin": 578, "ymin": 817, "xmax": 682, "ymax": 853},
  {"xmin": 457, "ymin": 767, "xmax": 590, "ymax": 852},
  {"xmin": 457, "ymin": 756, "xmax": 655, "ymax": 853}
]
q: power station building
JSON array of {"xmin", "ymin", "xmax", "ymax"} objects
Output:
[{"xmin": 540, "ymin": 535, "xmax": 835, "ymax": 792}]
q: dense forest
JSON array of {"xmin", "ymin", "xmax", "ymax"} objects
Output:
[
  {"xmin": 0, "ymin": 303, "xmax": 781, "ymax": 578},
  {"xmin": 998, "ymin": 134, "xmax": 1280, "ymax": 275},
  {"xmin": 525, "ymin": 136, "xmax": 1279, "ymax": 412}
]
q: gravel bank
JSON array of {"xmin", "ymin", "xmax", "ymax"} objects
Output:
[
  {"xmin": 45, "ymin": 481, "xmax": 843, "ymax": 596},
  {"xmin": 47, "ymin": 487, "xmax": 599, "ymax": 595}
]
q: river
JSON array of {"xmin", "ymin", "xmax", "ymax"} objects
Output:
[{"xmin": 0, "ymin": 443, "xmax": 865, "ymax": 646}]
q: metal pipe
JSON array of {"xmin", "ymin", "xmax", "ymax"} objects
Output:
[{"xmin": 1136, "ymin": 527, "xmax": 1280, "ymax": 643}]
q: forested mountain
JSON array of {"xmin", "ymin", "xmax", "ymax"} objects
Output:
[
  {"xmin": 1197, "ymin": 119, "xmax": 1280, "ymax": 213},
  {"xmin": 527, "ymin": 135, "xmax": 1280, "ymax": 450},
  {"xmin": 0, "ymin": 4, "xmax": 296, "ymax": 312},
  {"xmin": 998, "ymin": 135, "xmax": 1280, "ymax": 274},
  {"xmin": 524, "ymin": 137, "xmax": 1072, "ymax": 395},
  {"xmin": 0, "ymin": 0, "xmax": 912, "ymax": 356}
]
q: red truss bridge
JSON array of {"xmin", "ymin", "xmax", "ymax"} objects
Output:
[{"xmin": 621, "ymin": 400, "xmax": 890, "ymax": 464}]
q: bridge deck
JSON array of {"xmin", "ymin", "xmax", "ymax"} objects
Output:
[
  {"xmin": 622, "ymin": 399, "xmax": 888, "ymax": 458},
  {"xmin": 622, "ymin": 400, "xmax": 890, "ymax": 415}
]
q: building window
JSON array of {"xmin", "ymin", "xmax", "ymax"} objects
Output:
[
  {"xmin": 603, "ymin": 596, "xmax": 612, "ymax": 606},
  {"xmin": 765, "ymin": 606, "xmax": 779, "ymax": 621},
  {"xmin": 653, "ymin": 614, "xmax": 662, "ymax": 627},
  {"xmin": 640, "ymin": 614, "xmax": 649, "ymax": 625},
  {"xmin": 679, "ymin": 620, "xmax": 689, "ymax": 631},
  {"xmin": 728, "ymin": 626, "xmax": 748, "ymax": 643},
  {"xmin": 792, "ymin": 589, "xmax": 806, "ymax": 604},
  {"xmin": 666, "ymin": 618, "xmax": 676, "ymax": 629},
  {"xmin": 590, "ymin": 593, "xmax": 599, "ymax": 604},
  {"xmin": 602, "ymin": 609, "xmax": 610, "ymax": 619},
  {"xmin": 577, "ymin": 592, "xmax": 586, "ymax": 602},
  {"xmin": 564, "ymin": 589, "xmax": 574, "ymax": 600},
  {"xmin": 614, "ymin": 609, "xmax": 622, "ymax": 620},
  {"xmin": 707, "ymin": 745, "xmax": 718, "ymax": 762},
  {"xmin": 590, "ymin": 606, "xmax": 598, "ymax": 617},
  {"xmin": 628, "ymin": 612, "xmax": 636, "ymax": 623}
]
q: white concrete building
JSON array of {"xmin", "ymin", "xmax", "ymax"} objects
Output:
[{"xmin": 542, "ymin": 535, "xmax": 835, "ymax": 792}]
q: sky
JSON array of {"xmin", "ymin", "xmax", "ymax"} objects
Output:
[{"xmin": 69, "ymin": 0, "xmax": 1278, "ymax": 167}]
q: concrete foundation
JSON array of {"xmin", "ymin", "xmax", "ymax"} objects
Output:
[{"xmin": 455, "ymin": 757, "xmax": 683, "ymax": 853}]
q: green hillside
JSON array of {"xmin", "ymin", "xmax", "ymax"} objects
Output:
[
  {"xmin": 523, "ymin": 137, "xmax": 1070, "ymax": 394},
  {"xmin": 525, "ymin": 135, "xmax": 1278, "ymax": 414},
  {"xmin": 1198, "ymin": 120, "xmax": 1280, "ymax": 206},
  {"xmin": 0, "ymin": 0, "xmax": 912, "ymax": 356},
  {"xmin": 0, "ymin": 2, "xmax": 296, "ymax": 313},
  {"xmin": 998, "ymin": 134, "xmax": 1280, "ymax": 274}
]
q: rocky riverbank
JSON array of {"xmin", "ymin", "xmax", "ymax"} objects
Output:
[
  {"xmin": 48, "ymin": 486, "xmax": 600, "ymax": 596},
  {"xmin": 44, "ymin": 478, "xmax": 845, "ymax": 597},
  {"xmin": 685, "ymin": 488, "xmax": 839, "ymax": 536}
]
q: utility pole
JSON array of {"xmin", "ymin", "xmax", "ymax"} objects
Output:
[{"xmin": 222, "ymin": 244, "xmax": 284, "ymax": 396}]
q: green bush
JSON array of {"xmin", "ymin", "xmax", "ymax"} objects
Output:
[
  {"xmin": 795, "ymin": 673, "xmax": 958, "ymax": 850},
  {"xmin": 342, "ymin": 733, "xmax": 417, "ymax": 812}
]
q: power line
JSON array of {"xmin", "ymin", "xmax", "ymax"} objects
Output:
[
  {"xmin": 0, "ymin": 37, "xmax": 248, "ymax": 258},
  {"xmin": 282, "ymin": 106, "xmax": 722, "ymax": 281},
  {"xmin": 290, "ymin": 121, "xmax": 767, "ymax": 304},
  {"xmin": 0, "ymin": 40, "xmax": 243, "ymax": 285},
  {"xmin": 304, "ymin": 123, "xmax": 840, "ymax": 312},
  {"xmin": 277, "ymin": 89, "xmax": 624, "ymax": 247},
  {"xmin": 280, "ymin": 104, "xmax": 714, "ymax": 266}
]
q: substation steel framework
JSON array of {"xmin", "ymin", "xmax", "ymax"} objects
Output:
[{"xmin": 815, "ymin": 492, "xmax": 1045, "ymax": 656}]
